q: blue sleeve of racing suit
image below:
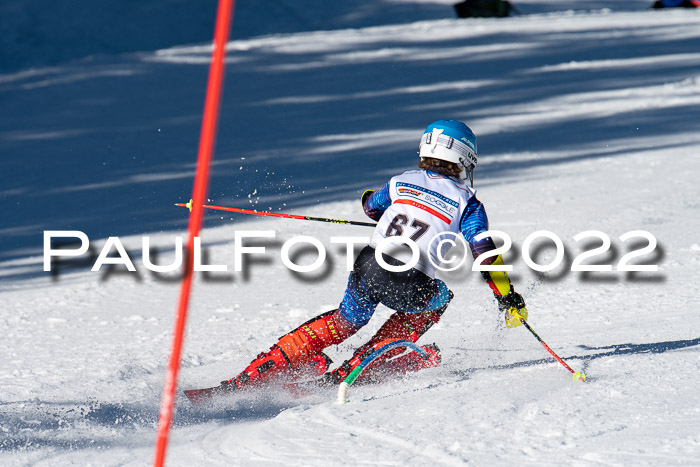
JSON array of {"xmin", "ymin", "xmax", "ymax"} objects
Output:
[
  {"xmin": 363, "ymin": 182, "xmax": 392, "ymax": 221},
  {"xmin": 460, "ymin": 196, "xmax": 497, "ymax": 262},
  {"xmin": 462, "ymin": 196, "xmax": 515, "ymax": 298}
]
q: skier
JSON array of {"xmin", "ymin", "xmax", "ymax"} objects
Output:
[{"xmin": 200, "ymin": 120, "xmax": 528, "ymax": 397}]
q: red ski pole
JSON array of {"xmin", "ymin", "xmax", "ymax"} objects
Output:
[
  {"xmin": 519, "ymin": 317, "xmax": 586, "ymax": 382},
  {"xmin": 175, "ymin": 199, "xmax": 377, "ymax": 227}
]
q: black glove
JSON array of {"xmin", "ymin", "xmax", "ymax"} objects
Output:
[
  {"xmin": 495, "ymin": 289, "xmax": 528, "ymax": 328},
  {"xmin": 495, "ymin": 289, "xmax": 525, "ymax": 312}
]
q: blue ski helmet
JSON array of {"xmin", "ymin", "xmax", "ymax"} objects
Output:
[{"xmin": 419, "ymin": 119, "xmax": 477, "ymax": 185}]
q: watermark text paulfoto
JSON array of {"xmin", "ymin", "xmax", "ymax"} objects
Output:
[{"xmin": 44, "ymin": 229, "xmax": 660, "ymax": 276}]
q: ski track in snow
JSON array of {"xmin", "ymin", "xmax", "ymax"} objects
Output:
[{"xmin": 2, "ymin": 1, "xmax": 700, "ymax": 465}]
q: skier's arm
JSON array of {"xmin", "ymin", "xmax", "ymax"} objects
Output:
[
  {"xmin": 461, "ymin": 197, "xmax": 528, "ymax": 327},
  {"xmin": 361, "ymin": 182, "xmax": 391, "ymax": 221}
]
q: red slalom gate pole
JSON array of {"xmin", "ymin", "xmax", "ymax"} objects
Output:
[{"xmin": 153, "ymin": 1, "xmax": 235, "ymax": 465}]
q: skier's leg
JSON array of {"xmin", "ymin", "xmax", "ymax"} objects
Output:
[
  {"xmin": 222, "ymin": 309, "xmax": 358, "ymax": 390},
  {"xmin": 359, "ymin": 278, "xmax": 453, "ymax": 352},
  {"xmin": 222, "ymin": 248, "xmax": 383, "ymax": 390},
  {"xmin": 222, "ymin": 245, "xmax": 406, "ymax": 391},
  {"xmin": 326, "ymin": 308, "xmax": 447, "ymax": 383},
  {"xmin": 274, "ymin": 251, "xmax": 387, "ymax": 370},
  {"xmin": 275, "ymin": 309, "xmax": 359, "ymax": 369},
  {"xmin": 328, "ymin": 279, "xmax": 453, "ymax": 383}
]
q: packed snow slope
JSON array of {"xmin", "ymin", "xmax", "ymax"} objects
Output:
[{"xmin": 1, "ymin": 1, "xmax": 700, "ymax": 465}]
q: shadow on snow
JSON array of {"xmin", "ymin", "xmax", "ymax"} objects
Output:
[
  {"xmin": 451, "ymin": 336, "xmax": 700, "ymax": 380},
  {"xmin": 1, "ymin": 10, "xmax": 698, "ymax": 276}
]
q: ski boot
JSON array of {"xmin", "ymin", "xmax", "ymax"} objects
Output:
[{"xmin": 221, "ymin": 310, "xmax": 352, "ymax": 390}]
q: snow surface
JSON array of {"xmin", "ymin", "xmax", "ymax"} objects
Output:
[{"xmin": 2, "ymin": 1, "xmax": 700, "ymax": 465}]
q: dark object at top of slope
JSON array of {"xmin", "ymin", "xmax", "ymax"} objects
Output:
[
  {"xmin": 454, "ymin": 0, "xmax": 520, "ymax": 18},
  {"xmin": 651, "ymin": 0, "xmax": 699, "ymax": 8}
]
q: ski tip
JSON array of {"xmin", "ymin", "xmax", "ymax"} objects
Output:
[
  {"xmin": 183, "ymin": 388, "xmax": 207, "ymax": 406},
  {"xmin": 184, "ymin": 386, "xmax": 222, "ymax": 405},
  {"xmin": 185, "ymin": 381, "xmax": 240, "ymax": 405},
  {"xmin": 573, "ymin": 371, "xmax": 586, "ymax": 382}
]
